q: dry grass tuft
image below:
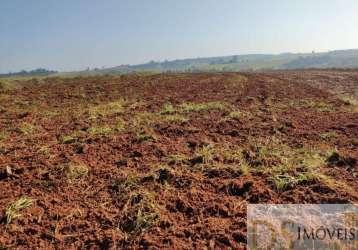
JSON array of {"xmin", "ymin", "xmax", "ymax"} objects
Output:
[
  {"xmin": 65, "ymin": 163, "xmax": 89, "ymax": 181},
  {"xmin": 5, "ymin": 197, "xmax": 34, "ymax": 224}
]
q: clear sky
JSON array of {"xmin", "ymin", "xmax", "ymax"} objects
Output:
[{"xmin": 1, "ymin": 0, "xmax": 358, "ymax": 73}]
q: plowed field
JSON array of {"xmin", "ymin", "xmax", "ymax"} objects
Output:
[{"xmin": 0, "ymin": 71, "xmax": 357, "ymax": 249}]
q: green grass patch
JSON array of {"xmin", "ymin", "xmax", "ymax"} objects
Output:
[
  {"xmin": 287, "ymin": 99, "xmax": 336, "ymax": 112},
  {"xmin": 160, "ymin": 103, "xmax": 176, "ymax": 114},
  {"xmin": 120, "ymin": 191, "xmax": 160, "ymax": 235},
  {"xmin": 58, "ymin": 130, "xmax": 87, "ymax": 143},
  {"xmin": 136, "ymin": 131, "xmax": 157, "ymax": 142},
  {"xmin": 194, "ymin": 145, "xmax": 214, "ymax": 164},
  {"xmin": 41, "ymin": 110, "xmax": 60, "ymax": 118},
  {"xmin": 113, "ymin": 174, "xmax": 140, "ymax": 195},
  {"xmin": 340, "ymin": 96, "xmax": 358, "ymax": 113},
  {"xmin": 243, "ymin": 137, "xmax": 331, "ymax": 191},
  {"xmin": 112, "ymin": 173, "xmax": 160, "ymax": 235},
  {"xmin": 0, "ymin": 130, "xmax": 7, "ymax": 141},
  {"xmin": 5, "ymin": 197, "xmax": 34, "ymax": 224},
  {"xmin": 162, "ymin": 114, "xmax": 189, "ymax": 123},
  {"xmin": 179, "ymin": 101, "xmax": 229, "ymax": 113},
  {"xmin": 87, "ymin": 126, "xmax": 112, "ymax": 136},
  {"xmin": 19, "ymin": 122, "xmax": 39, "ymax": 135},
  {"xmin": 114, "ymin": 119, "xmax": 126, "ymax": 131},
  {"xmin": 87, "ymin": 99, "xmax": 126, "ymax": 119},
  {"xmin": 167, "ymin": 154, "xmax": 189, "ymax": 165},
  {"xmin": 131, "ymin": 112, "xmax": 158, "ymax": 129},
  {"xmin": 59, "ymin": 135, "xmax": 76, "ymax": 144}
]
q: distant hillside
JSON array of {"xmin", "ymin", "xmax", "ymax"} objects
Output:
[
  {"xmin": 282, "ymin": 49, "xmax": 358, "ymax": 69},
  {"xmin": 63, "ymin": 49, "xmax": 358, "ymax": 76},
  {"xmin": 6, "ymin": 49, "xmax": 358, "ymax": 78},
  {"xmin": 0, "ymin": 68, "xmax": 57, "ymax": 78}
]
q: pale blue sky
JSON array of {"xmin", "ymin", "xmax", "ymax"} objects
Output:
[{"xmin": 1, "ymin": 0, "xmax": 358, "ymax": 73}]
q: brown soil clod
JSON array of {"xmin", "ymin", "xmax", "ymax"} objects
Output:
[
  {"xmin": 326, "ymin": 152, "xmax": 357, "ymax": 169},
  {"xmin": 223, "ymin": 180, "xmax": 254, "ymax": 196}
]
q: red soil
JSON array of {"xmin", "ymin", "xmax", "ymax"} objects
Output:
[{"xmin": 0, "ymin": 71, "xmax": 357, "ymax": 249}]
